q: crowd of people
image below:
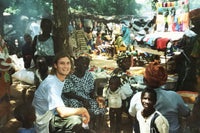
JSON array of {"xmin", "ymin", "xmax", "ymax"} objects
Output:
[{"xmin": 0, "ymin": 9, "xmax": 200, "ymax": 133}]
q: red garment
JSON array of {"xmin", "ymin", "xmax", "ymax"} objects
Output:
[
  {"xmin": 0, "ymin": 36, "xmax": 11, "ymax": 126},
  {"xmin": 144, "ymin": 62, "xmax": 168, "ymax": 87},
  {"xmin": 156, "ymin": 38, "xmax": 170, "ymax": 50}
]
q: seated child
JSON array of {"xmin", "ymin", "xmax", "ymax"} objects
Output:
[
  {"xmin": 104, "ymin": 76, "xmax": 132, "ymax": 133},
  {"xmin": 14, "ymin": 103, "xmax": 36, "ymax": 133},
  {"xmin": 133, "ymin": 87, "xmax": 169, "ymax": 133},
  {"xmin": 34, "ymin": 56, "xmax": 48, "ymax": 88}
]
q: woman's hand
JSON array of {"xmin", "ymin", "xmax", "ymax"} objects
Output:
[
  {"xmin": 81, "ymin": 108, "xmax": 90, "ymax": 124},
  {"xmin": 96, "ymin": 96, "xmax": 106, "ymax": 108}
]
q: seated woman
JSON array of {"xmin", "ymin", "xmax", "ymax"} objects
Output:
[
  {"xmin": 62, "ymin": 55, "xmax": 107, "ymax": 131},
  {"xmin": 114, "ymin": 35, "xmax": 127, "ymax": 53}
]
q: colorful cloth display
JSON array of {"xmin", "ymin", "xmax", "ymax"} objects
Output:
[{"xmin": 156, "ymin": 0, "xmax": 189, "ymax": 32}]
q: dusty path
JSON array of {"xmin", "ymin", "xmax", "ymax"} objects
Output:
[{"xmin": 90, "ymin": 55, "xmax": 117, "ymax": 68}]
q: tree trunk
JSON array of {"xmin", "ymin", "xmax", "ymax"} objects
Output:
[
  {"xmin": 53, "ymin": 0, "xmax": 70, "ymax": 54},
  {"xmin": 0, "ymin": 8, "xmax": 4, "ymax": 36}
]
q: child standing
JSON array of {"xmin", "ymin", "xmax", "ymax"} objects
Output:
[
  {"xmin": 105, "ymin": 76, "xmax": 132, "ymax": 133},
  {"xmin": 133, "ymin": 88, "xmax": 169, "ymax": 133},
  {"xmin": 22, "ymin": 33, "xmax": 33, "ymax": 69}
]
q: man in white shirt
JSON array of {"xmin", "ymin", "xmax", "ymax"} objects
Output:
[{"xmin": 32, "ymin": 52, "xmax": 90, "ymax": 133}]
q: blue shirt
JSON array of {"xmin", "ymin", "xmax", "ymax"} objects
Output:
[
  {"xmin": 33, "ymin": 75, "xmax": 65, "ymax": 115},
  {"xmin": 32, "ymin": 75, "xmax": 65, "ymax": 133}
]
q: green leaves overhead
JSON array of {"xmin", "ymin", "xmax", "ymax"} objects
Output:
[{"xmin": 69, "ymin": 0, "xmax": 140, "ymax": 16}]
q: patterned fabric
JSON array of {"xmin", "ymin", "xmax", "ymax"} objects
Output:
[
  {"xmin": 62, "ymin": 71, "xmax": 107, "ymax": 115},
  {"xmin": 0, "ymin": 39, "xmax": 12, "ymax": 71},
  {"xmin": 116, "ymin": 52, "xmax": 131, "ymax": 65},
  {"xmin": 103, "ymin": 52, "xmax": 136, "ymax": 99},
  {"xmin": 110, "ymin": 68, "xmax": 136, "ymax": 85}
]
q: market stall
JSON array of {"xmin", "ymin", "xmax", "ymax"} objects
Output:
[{"xmin": 133, "ymin": 0, "xmax": 190, "ymax": 69}]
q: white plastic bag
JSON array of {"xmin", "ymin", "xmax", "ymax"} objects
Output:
[{"xmin": 12, "ymin": 69, "xmax": 35, "ymax": 85}]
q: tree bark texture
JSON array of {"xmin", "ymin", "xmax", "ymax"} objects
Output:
[
  {"xmin": 0, "ymin": 8, "xmax": 4, "ymax": 36},
  {"xmin": 53, "ymin": 0, "xmax": 70, "ymax": 54}
]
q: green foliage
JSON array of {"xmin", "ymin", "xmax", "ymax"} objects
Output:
[
  {"xmin": 4, "ymin": 0, "xmax": 53, "ymax": 18},
  {"xmin": 5, "ymin": 7, "xmax": 20, "ymax": 14},
  {"xmin": 2, "ymin": 0, "xmax": 200, "ymax": 18},
  {"xmin": 68, "ymin": 0, "xmax": 140, "ymax": 16}
]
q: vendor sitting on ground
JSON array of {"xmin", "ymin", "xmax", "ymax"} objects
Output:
[
  {"xmin": 62, "ymin": 55, "xmax": 107, "ymax": 132},
  {"xmin": 113, "ymin": 34, "xmax": 127, "ymax": 54},
  {"xmin": 95, "ymin": 32, "xmax": 103, "ymax": 54}
]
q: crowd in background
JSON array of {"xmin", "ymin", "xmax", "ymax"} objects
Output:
[{"xmin": 0, "ymin": 8, "xmax": 200, "ymax": 133}]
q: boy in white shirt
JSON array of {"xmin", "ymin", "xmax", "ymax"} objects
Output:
[{"xmin": 133, "ymin": 87, "xmax": 169, "ymax": 133}]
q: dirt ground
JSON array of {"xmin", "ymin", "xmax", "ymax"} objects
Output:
[
  {"xmin": 0, "ymin": 54, "xmax": 133, "ymax": 133},
  {"xmin": 90, "ymin": 54, "xmax": 117, "ymax": 68}
]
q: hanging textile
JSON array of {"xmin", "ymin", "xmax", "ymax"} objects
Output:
[{"xmin": 156, "ymin": 0, "xmax": 189, "ymax": 32}]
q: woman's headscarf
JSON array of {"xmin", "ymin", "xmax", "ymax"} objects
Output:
[{"xmin": 144, "ymin": 62, "xmax": 168, "ymax": 87}]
